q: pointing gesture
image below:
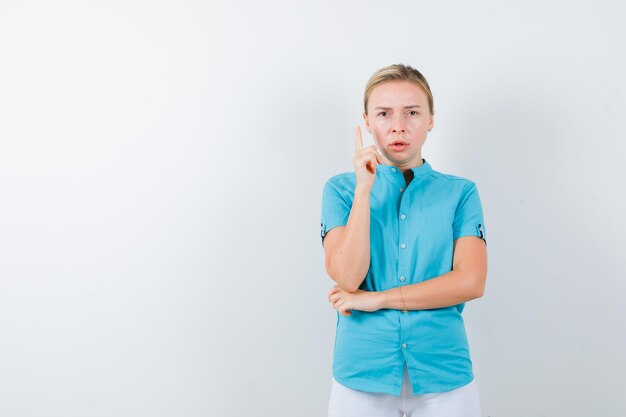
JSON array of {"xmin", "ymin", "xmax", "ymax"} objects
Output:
[
  {"xmin": 355, "ymin": 125, "xmax": 365, "ymax": 153},
  {"xmin": 353, "ymin": 126, "xmax": 382, "ymax": 190}
]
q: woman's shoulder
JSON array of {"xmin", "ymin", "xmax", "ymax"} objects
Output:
[
  {"xmin": 429, "ymin": 167, "xmax": 477, "ymax": 187},
  {"xmin": 323, "ymin": 171, "xmax": 356, "ymax": 188},
  {"xmin": 426, "ymin": 168, "xmax": 480, "ymax": 202}
]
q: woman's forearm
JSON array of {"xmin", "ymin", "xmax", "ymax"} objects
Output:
[
  {"xmin": 329, "ymin": 186, "xmax": 371, "ymax": 293},
  {"xmin": 377, "ymin": 270, "xmax": 482, "ymax": 311}
]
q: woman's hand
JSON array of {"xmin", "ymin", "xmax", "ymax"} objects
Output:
[
  {"xmin": 327, "ymin": 285, "xmax": 381, "ymax": 316},
  {"xmin": 353, "ymin": 126, "xmax": 382, "ymax": 191}
]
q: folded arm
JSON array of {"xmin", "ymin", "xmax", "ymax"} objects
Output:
[{"xmin": 377, "ymin": 235, "xmax": 487, "ymax": 310}]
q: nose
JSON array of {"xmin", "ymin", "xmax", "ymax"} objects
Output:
[{"xmin": 391, "ymin": 114, "xmax": 406, "ymax": 133}]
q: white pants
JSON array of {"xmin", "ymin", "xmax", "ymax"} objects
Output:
[{"xmin": 327, "ymin": 364, "xmax": 481, "ymax": 417}]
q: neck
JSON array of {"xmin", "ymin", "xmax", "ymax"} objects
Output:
[{"xmin": 384, "ymin": 157, "xmax": 424, "ymax": 175}]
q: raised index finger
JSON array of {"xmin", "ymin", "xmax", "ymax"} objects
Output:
[{"xmin": 355, "ymin": 125, "xmax": 363, "ymax": 153}]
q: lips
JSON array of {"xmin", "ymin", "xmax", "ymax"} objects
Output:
[{"xmin": 390, "ymin": 141, "xmax": 408, "ymax": 151}]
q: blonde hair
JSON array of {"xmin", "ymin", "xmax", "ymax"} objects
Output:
[{"xmin": 363, "ymin": 64, "xmax": 434, "ymax": 115}]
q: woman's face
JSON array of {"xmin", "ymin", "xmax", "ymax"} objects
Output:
[{"xmin": 363, "ymin": 80, "xmax": 434, "ymax": 168}]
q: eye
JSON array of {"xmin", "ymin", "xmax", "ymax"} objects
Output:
[
  {"xmin": 377, "ymin": 111, "xmax": 388, "ymax": 117},
  {"xmin": 408, "ymin": 110, "xmax": 419, "ymax": 116}
]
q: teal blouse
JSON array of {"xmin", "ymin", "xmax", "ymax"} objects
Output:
[{"xmin": 320, "ymin": 158, "xmax": 487, "ymax": 396}]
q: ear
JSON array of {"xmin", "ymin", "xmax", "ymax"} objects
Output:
[
  {"xmin": 362, "ymin": 112, "xmax": 371, "ymax": 133},
  {"xmin": 428, "ymin": 112, "xmax": 434, "ymax": 132}
]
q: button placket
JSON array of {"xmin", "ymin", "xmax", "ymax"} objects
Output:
[
  {"xmin": 398, "ymin": 180, "xmax": 410, "ymax": 290},
  {"xmin": 395, "ymin": 169, "xmax": 414, "ymax": 363}
]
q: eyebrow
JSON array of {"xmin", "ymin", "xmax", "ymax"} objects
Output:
[{"xmin": 374, "ymin": 105, "xmax": 422, "ymax": 110}]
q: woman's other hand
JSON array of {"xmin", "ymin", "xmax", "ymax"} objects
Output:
[
  {"xmin": 353, "ymin": 126, "xmax": 382, "ymax": 191},
  {"xmin": 327, "ymin": 284, "xmax": 381, "ymax": 316}
]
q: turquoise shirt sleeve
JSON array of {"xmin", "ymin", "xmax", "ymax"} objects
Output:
[
  {"xmin": 452, "ymin": 182, "xmax": 487, "ymax": 246},
  {"xmin": 320, "ymin": 177, "xmax": 352, "ymax": 246}
]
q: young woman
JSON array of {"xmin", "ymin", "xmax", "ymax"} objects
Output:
[{"xmin": 320, "ymin": 64, "xmax": 487, "ymax": 417}]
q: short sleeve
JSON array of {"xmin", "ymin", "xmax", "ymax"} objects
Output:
[
  {"xmin": 320, "ymin": 179, "xmax": 352, "ymax": 247},
  {"xmin": 452, "ymin": 182, "xmax": 487, "ymax": 246}
]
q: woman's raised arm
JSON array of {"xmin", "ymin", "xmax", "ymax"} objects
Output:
[
  {"xmin": 323, "ymin": 185, "xmax": 372, "ymax": 293},
  {"xmin": 323, "ymin": 126, "xmax": 381, "ymax": 293}
]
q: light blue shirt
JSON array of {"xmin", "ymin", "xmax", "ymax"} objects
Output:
[{"xmin": 320, "ymin": 158, "xmax": 487, "ymax": 396}]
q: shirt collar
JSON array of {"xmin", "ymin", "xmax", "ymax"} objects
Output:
[{"xmin": 376, "ymin": 158, "xmax": 433, "ymax": 177}]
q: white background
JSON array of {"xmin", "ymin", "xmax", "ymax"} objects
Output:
[{"xmin": 1, "ymin": 1, "xmax": 624, "ymax": 416}]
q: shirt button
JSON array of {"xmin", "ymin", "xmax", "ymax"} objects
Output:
[
  {"xmin": 391, "ymin": 167, "xmax": 397, "ymax": 172},
  {"xmin": 400, "ymin": 243, "xmax": 406, "ymax": 249},
  {"xmin": 402, "ymin": 343, "xmax": 407, "ymax": 349},
  {"xmin": 400, "ymin": 214, "xmax": 406, "ymax": 220},
  {"xmin": 400, "ymin": 276, "xmax": 406, "ymax": 282},
  {"xmin": 399, "ymin": 187, "xmax": 404, "ymax": 192}
]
